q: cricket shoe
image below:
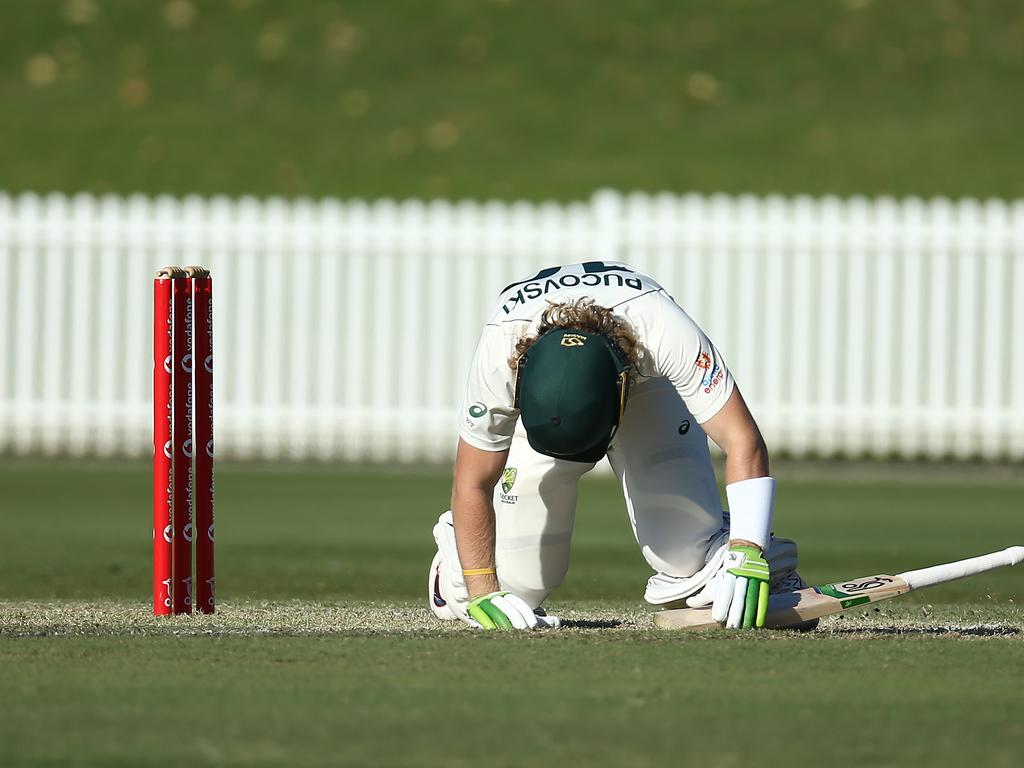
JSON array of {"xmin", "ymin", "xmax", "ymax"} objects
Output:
[{"xmin": 427, "ymin": 553, "xmax": 459, "ymax": 621}]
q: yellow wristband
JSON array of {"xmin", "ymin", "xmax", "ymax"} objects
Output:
[{"xmin": 462, "ymin": 567, "xmax": 497, "ymax": 576}]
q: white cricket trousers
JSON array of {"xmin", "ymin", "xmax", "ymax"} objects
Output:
[{"xmin": 432, "ymin": 377, "xmax": 734, "ymax": 614}]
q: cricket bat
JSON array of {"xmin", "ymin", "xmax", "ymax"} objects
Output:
[{"xmin": 653, "ymin": 546, "xmax": 1024, "ymax": 630}]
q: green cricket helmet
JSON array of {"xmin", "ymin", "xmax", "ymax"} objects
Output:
[{"xmin": 514, "ymin": 327, "xmax": 632, "ymax": 463}]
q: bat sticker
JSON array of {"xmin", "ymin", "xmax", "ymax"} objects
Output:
[{"xmin": 814, "ymin": 576, "xmax": 894, "ymax": 599}]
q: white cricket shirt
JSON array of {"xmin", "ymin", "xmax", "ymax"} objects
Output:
[{"xmin": 459, "ymin": 261, "xmax": 735, "ymax": 451}]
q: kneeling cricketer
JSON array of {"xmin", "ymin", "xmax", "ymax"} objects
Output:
[{"xmin": 428, "ymin": 261, "xmax": 808, "ymax": 630}]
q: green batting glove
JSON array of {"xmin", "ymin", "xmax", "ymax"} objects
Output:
[
  {"xmin": 465, "ymin": 591, "xmax": 559, "ymax": 630},
  {"xmin": 467, "ymin": 592, "xmax": 515, "ymax": 629},
  {"xmin": 711, "ymin": 545, "xmax": 771, "ymax": 629}
]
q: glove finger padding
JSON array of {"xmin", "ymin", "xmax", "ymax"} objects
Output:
[
  {"xmin": 466, "ymin": 592, "xmax": 558, "ymax": 631},
  {"xmin": 711, "ymin": 544, "xmax": 772, "ymax": 629},
  {"xmin": 685, "ymin": 574, "xmax": 718, "ymax": 609},
  {"xmin": 490, "ymin": 594, "xmax": 536, "ymax": 629},
  {"xmin": 742, "ymin": 578, "xmax": 760, "ymax": 628},
  {"xmin": 467, "ymin": 594, "xmax": 513, "ymax": 629},
  {"xmin": 726, "ymin": 576, "xmax": 747, "ymax": 629},
  {"xmin": 756, "ymin": 580, "xmax": 769, "ymax": 627},
  {"xmin": 711, "ymin": 571, "xmax": 736, "ymax": 623}
]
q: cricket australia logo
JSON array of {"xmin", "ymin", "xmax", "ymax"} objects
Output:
[
  {"xmin": 501, "ymin": 468, "xmax": 517, "ymax": 494},
  {"xmin": 499, "ymin": 467, "xmax": 518, "ymax": 504}
]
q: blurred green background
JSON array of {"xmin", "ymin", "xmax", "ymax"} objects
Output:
[
  {"xmin": 4, "ymin": 458, "xmax": 1022, "ymax": 604},
  {"xmin": 2, "ymin": 0, "xmax": 1022, "ymax": 200},
  {"xmin": 4, "ymin": 5, "xmax": 1024, "ymax": 766}
]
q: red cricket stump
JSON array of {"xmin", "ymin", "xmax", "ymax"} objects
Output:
[
  {"xmin": 190, "ymin": 270, "xmax": 216, "ymax": 613},
  {"xmin": 152, "ymin": 276, "xmax": 173, "ymax": 615},
  {"xmin": 154, "ymin": 265, "xmax": 216, "ymax": 616},
  {"xmin": 171, "ymin": 276, "xmax": 194, "ymax": 614}
]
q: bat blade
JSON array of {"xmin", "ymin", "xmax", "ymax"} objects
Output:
[{"xmin": 653, "ymin": 574, "xmax": 909, "ymax": 630}]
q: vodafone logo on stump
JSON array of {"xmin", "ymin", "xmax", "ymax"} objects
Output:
[{"xmin": 152, "ymin": 265, "xmax": 217, "ymax": 616}]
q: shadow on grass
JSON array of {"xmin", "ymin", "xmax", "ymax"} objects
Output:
[
  {"xmin": 560, "ymin": 619, "xmax": 624, "ymax": 629},
  {"xmin": 824, "ymin": 625, "xmax": 1021, "ymax": 637}
]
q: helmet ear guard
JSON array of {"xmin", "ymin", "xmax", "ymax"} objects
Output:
[
  {"xmin": 615, "ymin": 367, "xmax": 631, "ymax": 426},
  {"xmin": 605, "ymin": 339, "xmax": 633, "ymax": 427}
]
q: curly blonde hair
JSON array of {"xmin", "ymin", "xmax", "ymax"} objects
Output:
[{"xmin": 510, "ymin": 297, "xmax": 641, "ymax": 370}]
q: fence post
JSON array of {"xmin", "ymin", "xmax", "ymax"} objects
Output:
[
  {"xmin": 0, "ymin": 191, "xmax": 1020, "ymax": 462},
  {"xmin": 592, "ymin": 189, "xmax": 623, "ymax": 265}
]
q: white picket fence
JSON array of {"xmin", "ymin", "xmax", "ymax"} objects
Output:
[{"xmin": 1, "ymin": 190, "xmax": 1022, "ymax": 462}]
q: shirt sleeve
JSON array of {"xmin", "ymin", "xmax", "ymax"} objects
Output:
[
  {"xmin": 457, "ymin": 324, "xmax": 520, "ymax": 451},
  {"xmin": 642, "ymin": 292, "xmax": 735, "ymax": 424}
]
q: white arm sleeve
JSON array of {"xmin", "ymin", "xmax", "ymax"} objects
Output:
[
  {"xmin": 457, "ymin": 324, "xmax": 520, "ymax": 451},
  {"xmin": 639, "ymin": 293, "xmax": 735, "ymax": 424}
]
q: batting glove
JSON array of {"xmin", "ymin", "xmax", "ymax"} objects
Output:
[
  {"xmin": 465, "ymin": 591, "xmax": 560, "ymax": 630},
  {"xmin": 711, "ymin": 545, "xmax": 770, "ymax": 629}
]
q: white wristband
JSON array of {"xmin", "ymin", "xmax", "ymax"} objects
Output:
[{"xmin": 725, "ymin": 476, "xmax": 775, "ymax": 550}]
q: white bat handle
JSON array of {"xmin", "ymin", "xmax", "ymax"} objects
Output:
[{"xmin": 899, "ymin": 546, "xmax": 1024, "ymax": 590}]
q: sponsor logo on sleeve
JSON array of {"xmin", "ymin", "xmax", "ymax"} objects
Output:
[
  {"xmin": 694, "ymin": 351, "xmax": 725, "ymax": 393},
  {"xmin": 701, "ymin": 363, "xmax": 724, "ymax": 393},
  {"xmin": 468, "ymin": 403, "xmax": 488, "ymax": 418}
]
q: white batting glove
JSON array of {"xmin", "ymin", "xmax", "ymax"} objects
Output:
[
  {"xmin": 463, "ymin": 592, "xmax": 561, "ymax": 630},
  {"xmin": 710, "ymin": 545, "xmax": 771, "ymax": 629}
]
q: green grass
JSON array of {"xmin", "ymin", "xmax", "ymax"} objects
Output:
[
  {"xmin": 2, "ymin": 459, "xmax": 1022, "ymax": 604},
  {"xmin": 4, "ymin": 630, "xmax": 1023, "ymax": 768},
  {"xmin": 2, "ymin": 0, "xmax": 1023, "ymax": 200},
  {"xmin": 1, "ymin": 459, "xmax": 1023, "ymax": 767}
]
